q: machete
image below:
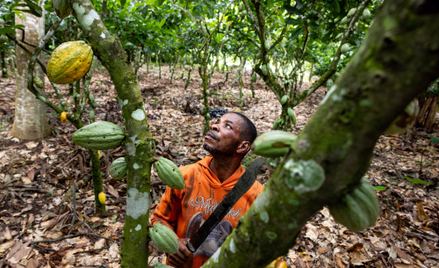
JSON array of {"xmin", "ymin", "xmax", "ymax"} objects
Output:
[{"xmin": 186, "ymin": 157, "xmax": 266, "ymax": 253}]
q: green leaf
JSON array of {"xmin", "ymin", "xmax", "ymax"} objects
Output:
[
  {"xmin": 374, "ymin": 186, "xmax": 387, "ymax": 191},
  {"xmin": 159, "ymin": 18, "xmax": 166, "ymax": 28},
  {"xmin": 332, "ymin": 0, "xmax": 340, "ymax": 14},
  {"xmin": 22, "ymin": 0, "xmax": 43, "ymax": 17},
  {"xmin": 285, "ymin": 18, "xmax": 300, "ymax": 25},
  {"xmin": 290, "ymin": 27, "xmax": 303, "ymax": 40},
  {"xmin": 428, "ymin": 135, "xmax": 439, "ymax": 145},
  {"xmin": 0, "ymin": 28, "xmax": 16, "ymax": 35},
  {"xmin": 403, "ymin": 176, "xmax": 433, "ymax": 185},
  {"xmin": 143, "ymin": 0, "xmax": 157, "ymax": 5}
]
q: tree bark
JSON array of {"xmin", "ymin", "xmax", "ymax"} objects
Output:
[
  {"xmin": 11, "ymin": 4, "xmax": 51, "ymax": 140},
  {"xmin": 202, "ymin": 0, "xmax": 439, "ymax": 267},
  {"xmin": 416, "ymin": 94, "xmax": 438, "ymax": 132},
  {"xmin": 70, "ymin": 0, "xmax": 156, "ymax": 266},
  {"xmin": 1, "ymin": 49, "xmax": 7, "ymax": 77}
]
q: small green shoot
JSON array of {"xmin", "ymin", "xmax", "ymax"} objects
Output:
[
  {"xmin": 374, "ymin": 186, "xmax": 387, "ymax": 191},
  {"xmin": 403, "ymin": 176, "xmax": 433, "ymax": 185}
]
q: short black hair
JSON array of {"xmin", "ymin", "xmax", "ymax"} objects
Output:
[{"xmin": 231, "ymin": 112, "xmax": 258, "ymax": 145}]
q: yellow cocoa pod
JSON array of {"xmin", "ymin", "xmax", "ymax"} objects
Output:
[
  {"xmin": 98, "ymin": 192, "xmax": 106, "ymax": 204},
  {"xmin": 60, "ymin": 112, "xmax": 69, "ymax": 123},
  {"xmin": 277, "ymin": 261, "xmax": 287, "ymax": 268},
  {"xmin": 47, "ymin": 41, "xmax": 93, "ymax": 84}
]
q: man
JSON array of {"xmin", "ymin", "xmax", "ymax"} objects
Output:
[{"xmin": 151, "ymin": 112, "xmax": 263, "ymax": 268}]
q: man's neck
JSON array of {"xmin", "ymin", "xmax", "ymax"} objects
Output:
[{"xmin": 209, "ymin": 156, "xmax": 242, "ymax": 183}]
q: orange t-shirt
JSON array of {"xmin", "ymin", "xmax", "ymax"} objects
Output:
[{"xmin": 151, "ymin": 156, "xmax": 263, "ymax": 268}]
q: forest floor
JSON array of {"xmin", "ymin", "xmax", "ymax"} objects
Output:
[{"xmin": 1, "ymin": 63, "xmax": 439, "ymax": 268}]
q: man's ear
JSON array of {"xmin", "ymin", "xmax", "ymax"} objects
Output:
[{"xmin": 236, "ymin": 141, "xmax": 250, "ymax": 154}]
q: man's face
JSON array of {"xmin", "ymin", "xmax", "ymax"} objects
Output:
[{"xmin": 203, "ymin": 113, "xmax": 243, "ymax": 156}]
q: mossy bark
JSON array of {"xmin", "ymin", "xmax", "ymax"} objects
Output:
[
  {"xmin": 89, "ymin": 149, "xmax": 106, "ymax": 214},
  {"xmin": 202, "ymin": 0, "xmax": 439, "ymax": 267},
  {"xmin": 1, "ymin": 49, "xmax": 7, "ymax": 77},
  {"xmin": 185, "ymin": 66, "xmax": 193, "ymax": 90},
  {"xmin": 70, "ymin": 0, "xmax": 156, "ymax": 267}
]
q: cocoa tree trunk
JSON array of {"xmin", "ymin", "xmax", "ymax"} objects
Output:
[
  {"xmin": 202, "ymin": 0, "xmax": 439, "ymax": 267},
  {"xmin": 417, "ymin": 94, "xmax": 438, "ymax": 132},
  {"xmin": 70, "ymin": 0, "xmax": 155, "ymax": 266},
  {"xmin": 11, "ymin": 2, "xmax": 51, "ymax": 140}
]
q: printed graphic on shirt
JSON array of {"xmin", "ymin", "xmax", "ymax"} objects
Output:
[
  {"xmin": 185, "ymin": 212, "xmax": 233, "ymax": 259},
  {"xmin": 189, "ymin": 195, "xmax": 242, "ymax": 219}
]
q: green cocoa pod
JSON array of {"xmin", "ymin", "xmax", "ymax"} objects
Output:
[
  {"xmin": 362, "ymin": 9, "xmax": 371, "ymax": 19},
  {"xmin": 51, "ymin": 0, "xmax": 72, "ymax": 19},
  {"xmin": 328, "ymin": 177, "xmax": 379, "ymax": 232},
  {"xmin": 150, "ymin": 223, "xmax": 179, "ymax": 254},
  {"xmin": 251, "ymin": 130, "xmax": 296, "ymax": 157},
  {"xmin": 334, "ymin": 72, "xmax": 341, "ymax": 78},
  {"xmin": 326, "ymin": 79, "xmax": 333, "ymax": 88},
  {"xmin": 273, "ymin": 119, "xmax": 280, "ymax": 130},
  {"xmin": 265, "ymin": 39, "xmax": 271, "ymax": 50},
  {"xmin": 72, "ymin": 121, "xmax": 125, "ymax": 150},
  {"xmin": 33, "ymin": 77, "xmax": 44, "ymax": 88},
  {"xmin": 339, "ymin": 16, "xmax": 350, "ymax": 25},
  {"xmin": 385, "ymin": 100, "xmax": 419, "ymax": 134},
  {"xmin": 89, "ymin": 110, "xmax": 95, "ymax": 122},
  {"xmin": 288, "ymin": 108, "xmax": 296, "ymax": 125},
  {"xmin": 0, "ymin": 35, "xmax": 8, "ymax": 44},
  {"xmin": 341, "ymin": 44, "xmax": 350, "ymax": 54},
  {"xmin": 347, "ymin": 8, "xmax": 357, "ymax": 18},
  {"xmin": 281, "ymin": 95, "xmax": 288, "ymax": 105},
  {"xmin": 251, "ymin": 74, "xmax": 257, "ymax": 82},
  {"xmin": 109, "ymin": 157, "xmax": 127, "ymax": 180},
  {"xmin": 154, "ymin": 157, "xmax": 185, "ymax": 189},
  {"xmin": 206, "ymin": 113, "xmax": 211, "ymax": 120},
  {"xmin": 261, "ymin": 65, "xmax": 268, "ymax": 76}
]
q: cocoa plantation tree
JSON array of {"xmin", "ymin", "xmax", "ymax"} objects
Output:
[
  {"xmin": 0, "ymin": 35, "xmax": 10, "ymax": 77},
  {"xmin": 9, "ymin": 0, "xmax": 51, "ymax": 139},
  {"xmin": 237, "ymin": 0, "xmax": 375, "ymax": 130},
  {"xmin": 200, "ymin": 0, "xmax": 439, "ymax": 266},
  {"xmin": 66, "ymin": 0, "xmax": 158, "ymax": 266},
  {"xmin": 416, "ymin": 78, "xmax": 439, "ymax": 132},
  {"xmin": 172, "ymin": 1, "xmax": 232, "ymax": 134}
]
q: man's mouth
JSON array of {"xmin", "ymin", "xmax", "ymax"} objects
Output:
[{"xmin": 205, "ymin": 131, "xmax": 218, "ymax": 141}]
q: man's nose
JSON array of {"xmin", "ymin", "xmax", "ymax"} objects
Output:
[{"xmin": 210, "ymin": 123, "xmax": 219, "ymax": 131}]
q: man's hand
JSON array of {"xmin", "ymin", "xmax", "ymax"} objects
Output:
[{"xmin": 167, "ymin": 238, "xmax": 193, "ymax": 267}]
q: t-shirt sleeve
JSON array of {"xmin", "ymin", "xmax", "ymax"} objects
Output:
[{"xmin": 150, "ymin": 186, "xmax": 183, "ymax": 232}]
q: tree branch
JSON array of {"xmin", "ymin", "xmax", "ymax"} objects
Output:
[{"xmin": 202, "ymin": 0, "xmax": 439, "ymax": 266}]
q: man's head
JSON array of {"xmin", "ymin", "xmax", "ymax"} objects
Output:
[{"xmin": 203, "ymin": 112, "xmax": 257, "ymax": 158}]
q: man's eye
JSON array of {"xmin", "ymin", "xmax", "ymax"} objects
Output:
[{"xmin": 226, "ymin": 125, "xmax": 231, "ymax": 129}]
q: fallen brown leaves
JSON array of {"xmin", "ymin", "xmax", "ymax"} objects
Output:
[{"xmin": 0, "ymin": 64, "xmax": 438, "ymax": 267}]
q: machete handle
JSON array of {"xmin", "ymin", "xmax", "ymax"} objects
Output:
[{"xmin": 186, "ymin": 241, "xmax": 196, "ymax": 253}]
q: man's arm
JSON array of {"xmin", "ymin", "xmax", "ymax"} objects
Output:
[
  {"xmin": 151, "ymin": 186, "xmax": 182, "ymax": 231},
  {"xmin": 151, "ymin": 186, "xmax": 194, "ymax": 267}
]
